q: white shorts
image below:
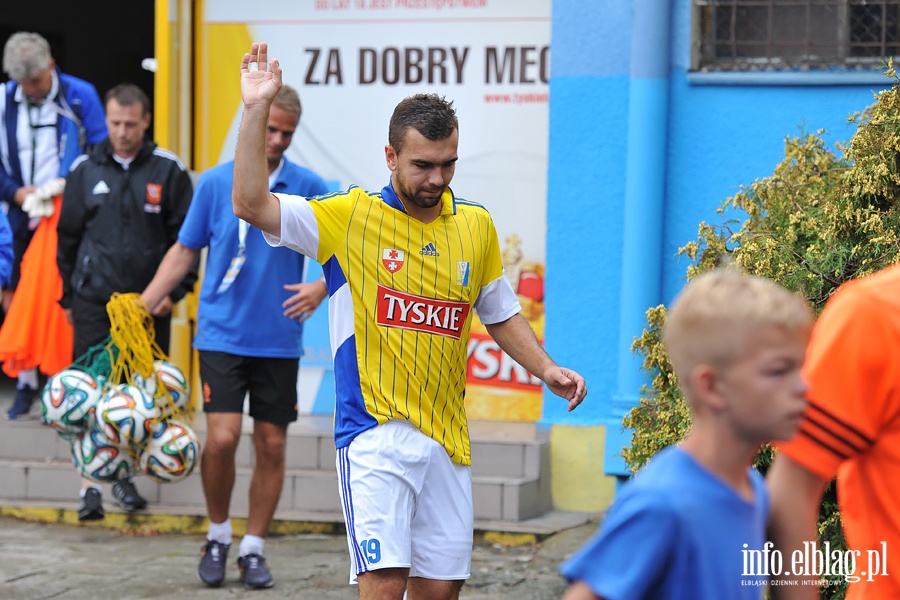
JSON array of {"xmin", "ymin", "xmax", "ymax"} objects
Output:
[{"xmin": 336, "ymin": 419, "xmax": 473, "ymax": 583}]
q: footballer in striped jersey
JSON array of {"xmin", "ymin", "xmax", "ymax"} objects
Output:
[{"xmin": 233, "ymin": 42, "xmax": 587, "ymax": 600}]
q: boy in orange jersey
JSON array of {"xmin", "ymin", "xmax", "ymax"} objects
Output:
[
  {"xmin": 768, "ymin": 265, "xmax": 900, "ymax": 599},
  {"xmin": 561, "ymin": 268, "xmax": 812, "ymax": 600}
]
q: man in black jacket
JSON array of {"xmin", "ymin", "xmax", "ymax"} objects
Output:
[{"xmin": 57, "ymin": 83, "xmax": 196, "ymax": 520}]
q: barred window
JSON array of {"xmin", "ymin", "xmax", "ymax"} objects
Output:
[{"xmin": 692, "ymin": 0, "xmax": 900, "ymax": 71}]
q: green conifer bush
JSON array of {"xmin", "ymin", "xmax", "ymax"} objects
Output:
[{"xmin": 621, "ymin": 63, "xmax": 900, "ymax": 600}]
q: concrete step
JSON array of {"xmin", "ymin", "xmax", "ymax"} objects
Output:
[{"xmin": 0, "ymin": 413, "xmax": 552, "ymax": 522}]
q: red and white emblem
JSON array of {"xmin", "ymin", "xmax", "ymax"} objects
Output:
[
  {"xmin": 146, "ymin": 183, "xmax": 162, "ymax": 205},
  {"xmin": 382, "ymin": 248, "xmax": 405, "ymax": 273}
]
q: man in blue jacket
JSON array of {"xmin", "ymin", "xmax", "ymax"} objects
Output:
[{"xmin": 0, "ymin": 31, "xmax": 106, "ymax": 418}]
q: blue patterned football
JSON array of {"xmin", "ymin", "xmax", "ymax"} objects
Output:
[{"xmin": 41, "ymin": 369, "xmax": 102, "ymax": 438}]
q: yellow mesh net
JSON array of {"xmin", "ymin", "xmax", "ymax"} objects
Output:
[
  {"xmin": 107, "ymin": 292, "xmax": 160, "ymax": 382},
  {"xmin": 105, "ymin": 292, "xmax": 196, "ymax": 419},
  {"xmin": 54, "ymin": 292, "xmax": 199, "ymax": 484}
]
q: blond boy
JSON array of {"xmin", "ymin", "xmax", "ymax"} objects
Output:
[{"xmin": 560, "ymin": 268, "xmax": 812, "ymax": 600}]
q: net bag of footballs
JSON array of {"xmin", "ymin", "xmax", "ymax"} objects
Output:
[{"xmin": 41, "ymin": 292, "xmax": 200, "ymax": 484}]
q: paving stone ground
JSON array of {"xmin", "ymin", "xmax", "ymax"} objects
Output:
[{"xmin": 0, "ymin": 516, "xmax": 600, "ymax": 599}]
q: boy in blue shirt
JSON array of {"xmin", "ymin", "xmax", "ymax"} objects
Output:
[{"xmin": 560, "ymin": 268, "xmax": 812, "ymax": 600}]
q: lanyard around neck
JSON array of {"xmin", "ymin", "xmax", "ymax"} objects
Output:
[
  {"xmin": 26, "ymin": 100, "xmax": 55, "ymax": 186},
  {"xmin": 238, "ymin": 219, "xmax": 249, "ymax": 255}
]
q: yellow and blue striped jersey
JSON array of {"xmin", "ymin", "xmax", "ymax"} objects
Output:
[{"xmin": 268, "ymin": 180, "xmax": 521, "ymax": 465}]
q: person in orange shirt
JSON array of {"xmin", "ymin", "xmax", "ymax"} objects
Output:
[{"xmin": 768, "ymin": 265, "xmax": 900, "ymax": 599}]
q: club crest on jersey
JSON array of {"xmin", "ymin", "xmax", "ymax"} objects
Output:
[
  {"xmin": 146, "ymin": 183, "xmax": 162, "ymax": 204},
  {"xmin": 382, "ymin": 249, "xmax": 405, "ymax": 273},
  {"xmin": 377, "ymin": 284, "xmax": 471, "ymax": 339}
]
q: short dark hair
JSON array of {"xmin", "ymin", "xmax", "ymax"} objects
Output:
[
  {"xmin": 388, "ymin": 93, "xmax": 458, "ymax": 155},
  {"xmin": 105, "ymin": 83, "xmax": 151, "ymax": 116}
]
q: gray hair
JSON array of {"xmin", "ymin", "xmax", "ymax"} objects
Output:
[{"xmin": 3, "ymin": 32, "xmax": 52, "ymax": 82}]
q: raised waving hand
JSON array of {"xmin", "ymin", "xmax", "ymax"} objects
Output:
[{"xmin": 240, "ymin": 42, "xmax": 282, "ymax": 109}]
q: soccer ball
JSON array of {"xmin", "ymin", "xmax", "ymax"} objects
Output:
[
  {"xmin": 154, "ymin": 360, "xmax": 189, "ymax": 417},
  {"xmin": 132, "ymin": 371, "xmax": 157, "ymax": 395},
  {"xmin": 132, "ymin": 360, "xmax": 189, "ymax": 417},
  {"xmin": 41, "ymin": 369, "xmax": 102, "ymax": 438},
  {"xmin": 93, "ymin": 384, "xmax": 161, "ymax": 448},
  {"xmin": 71, "ymin": 429, "xmax": 135, "ymax": 483},
  {"xmin": 138, "ymin": 419, "xmax": 199, "ymax": 483}
]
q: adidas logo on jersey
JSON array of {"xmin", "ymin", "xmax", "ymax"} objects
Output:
[
  {"xmin": 92, "ymin": 180, "xmax": 111, "ymax": 195},
  {"xmin": 420, "ymin": 242, "xmax": 439, "ymax": 257}
]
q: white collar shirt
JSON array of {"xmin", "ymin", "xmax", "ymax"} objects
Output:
[{"xmin": 14, "ymin": 69, "xmax": 61, "ymax": 187}]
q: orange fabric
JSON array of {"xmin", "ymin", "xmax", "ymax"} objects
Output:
[
  {"xmin": 777, "ymin": 265, "xmax": 900, "ymax": 599},
  {"xmin": 0, "ymin": 195, "xmax": 73, "ymax": 377}
]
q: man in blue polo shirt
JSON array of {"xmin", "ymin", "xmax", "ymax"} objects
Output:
[{"xmin": 142, "ymin": 84, "xmax": 329, "ymax": 590}]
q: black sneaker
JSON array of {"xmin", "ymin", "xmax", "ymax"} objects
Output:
[
  {"xmin": 78, "ymin": 487, "xmax": 104, "ymax": 521},
  {"xmin": 6, "ymin": 385, "xmax": 37, "ymax": 420},
  {"xmin": 237, "ymin": 552, "xmax": 274, "ymax": 589},
  {"xmin": 112, "ymin": 476, "xmax": 148, "ymax": 510},
  {"xmin": 198, "ymin": 540, "xmax": 230, "ymax": 587}
]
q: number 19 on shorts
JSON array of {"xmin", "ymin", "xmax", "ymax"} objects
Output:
[{"xmin": 360, "ymin": 538, "xmax": 382, "ymax": 564}]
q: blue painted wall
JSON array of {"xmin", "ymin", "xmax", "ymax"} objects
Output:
[
  {"xmin": 543, "ymin": 1, "xmax": 892, "ymax": 460},
  {"xmin": 545, "ymin": 0, "xmax": 631, "ymax": 429}
]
